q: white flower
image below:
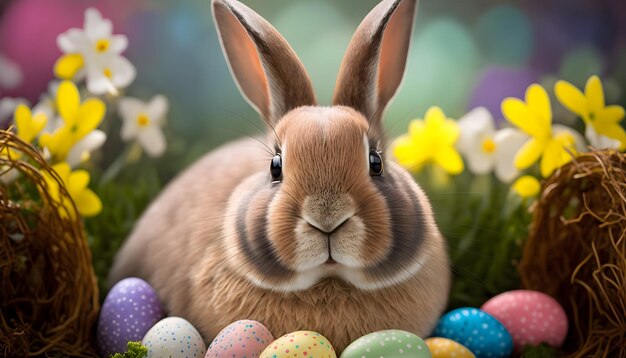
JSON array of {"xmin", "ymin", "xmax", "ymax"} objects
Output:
[
  {"xmin": 55, "ymin": 8, "xmax": 135, "ymax": 95},
  {"xmin": 456, "ymin": 107, "xmax": 528, "ymax": 183},
  {"xmin": 119, "ymin": 95, "xmax": 168, "ymax": 157},
  {"xmin": 67, "ymin": 129, "xmax": 107, "ymax": 167}
]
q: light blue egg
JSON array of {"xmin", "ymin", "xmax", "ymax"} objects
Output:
[{"xmin": 434, "ymin": 307, "xmax": 513, "ymax": 358}]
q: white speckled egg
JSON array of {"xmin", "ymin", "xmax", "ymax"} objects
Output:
[
  {"xmin": 481, "ymin": 290, "xmax": 568, "ymax": 351},
  {"xmin": 340, "ymin": 330, "xmax": 431, "ymax": 358},
  {"xmin": 206, "ymin": 320, "xmax": 274, "ymax": 357},
  {"xmin": 260, "ymin": 331, "xmax": 336, "ymax": 358},
  {"xmin": 142, "ymin": 317, "xmax": 207, "ymax": 358},
  {"xmin": 434, "ymin": 307, "xmax": 513, "ymax": 358},
  {"xmin": 97, "ymin": 277, "xmax": 163, "ymax": 357}
]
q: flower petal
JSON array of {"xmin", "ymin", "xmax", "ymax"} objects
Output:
[
  {"xmin": 68, "ymin": 170, "xmax": 90, "ymax": 194},
  {"xmin": 84, "ymin": 8, "xmax": 112, "ymax": 41},
  {"xmin": 512, "ymin": 175, "xmax": 540, "ymax": 198},
  {"xmin": 540, "ymin": 134, "xmax": 575, "ymax": 178},
  {"xmin": 456, "ymin": 107, "xmax": 494, "ymax": 154},
  {"xmin": 555, "ymin": 80, "xmax": 587, "ymax": 117},
  {"xmin": 595, "ymin": 123, "xmax": 626, "ymax": 150},
  {"xmin": 67, "ymin": 129, "xmax": 106, "ymax": 167},
  {"xmin": 514, "ymin": 137, "xmax": 544, "ymax": 170},
  {"xmin": 137, "ymin": 125, "xmax": 166, "ymax": 157},
  {"xmin": 54, "ymin": 54, "xmax": 85, "ymax": 80},
  {"xmin": 147, "ymin": 95, "xmax": 169, "ymax": 124},
  {"xmin": 75, "ymin": 98, "xmax": 106, "ymax": 139},
  {"xmin": 526, "ymin": 84, "xmax": 552, "ymax": 133},
  {"xmin": 585, "ymin": 75, "xmax": 605, "ymax": 114},
  {"xmin": 393, "ymin": 135, "xmax": 424, "ymax": 170},
  {"xmin": 51, "ymin": 162, "xmax": 71, "ymax": 183},
  {"xmin": 110, "ymin": 56, "xmax": 136, "ymax": 89},
  {"xmin": 57, "ymin": 81, "xmax": 80, "ymax": 124},
  {"xmin": 596, "ymin": 105, "xmax": 625, "ymax": 126},
  {"xmin": 73, "ymin": 188, "xmax": 102, "ymax": 217},
  {"xmin": 85, "ymin": 67, "xmax": 114, "ymax": 95},
  {"xmin": 502, "ymin": 98, "xmax": 548, "ymax": 138},
  {"xmin": 109, "ymin": 35, "xmax": 128, "ymax": 54},
  {"xmin": 585, "ymin": 124, "xmax": 621, "ymax": 149},
  {"xmin": 433, "ymin": 146, "xmax": 464, "ymax": 175},
  {"xmin": 494, "ymin": 128, "xmax": 529, "ymax": 183},
  {"xmin": 57, "ymin": 28, "xmax": 89, "ymax": 53},
  {"xmin": 118, "ymin": 97, "xmax": 145, "ymax": 121}
]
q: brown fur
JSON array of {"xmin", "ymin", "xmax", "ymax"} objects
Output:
[{"xmin": 110, "ymin": 0, "xmax": 451, "ymax": 353}]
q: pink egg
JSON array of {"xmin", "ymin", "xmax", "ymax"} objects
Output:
[
  {"xmin": 206, "ymin": 320, "xmax": 274, "ymax": 358},
  {"xmin": 481, "ymin": 290, "xmax": 568, "ymax": 351}
]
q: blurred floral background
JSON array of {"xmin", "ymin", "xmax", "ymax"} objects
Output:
[{"xmin": 1, "ymin": 0, "xmax": 625, "ymax": 305}]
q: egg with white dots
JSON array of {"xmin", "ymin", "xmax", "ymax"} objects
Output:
[
  {"xmin": 97, "ymin": 277, "xmax": 164, "ymax": 357},
  {"xmin": 434, "ymin": 308, "xmax": 513, "ymax": 358},
  {"xmin": 142, "ymin": 317, "xmax": 207, "ymax": 358},
  {"xmin": 340, "ymin": 329, "xmax": 431, "ymax": 358},
  {"xmin": 205, "ymin": 319, "xmax": 274, "ymax": 357},
  {"xmin": 481, "ymin": 290, "xmax": 568, "ymax": 352}
]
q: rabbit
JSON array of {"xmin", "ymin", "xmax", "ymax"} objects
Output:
[{"xmin": 108, "ymin": 0, "xmax": 451, "ymax": 352}]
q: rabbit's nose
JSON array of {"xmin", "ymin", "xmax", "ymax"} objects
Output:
[{"xmin": 302, "ymin": 193, "xmax": 356, "ymax": 233}]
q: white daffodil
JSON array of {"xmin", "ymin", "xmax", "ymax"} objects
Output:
[
  {"xmin": 119, "ymin": 95, "xmax": 168, "ymax": 158},
  {"xmin": 67, "ymin": 129, "xmax": 107, "ymax": 167},
  {"xmin": 55, "ymin": 8, "xmax": 135, "ymax": 95},
  {"xmin": 585, "ymin": 125, "xmax": 621, "ymax": 149},
  {"xmin": 456, "ymin": 107, "xmax": 529, "ymax": 183}
]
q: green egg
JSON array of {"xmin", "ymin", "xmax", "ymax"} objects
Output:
[{"xmin": 340, "ymin": 330, "xmax": 432, "ymax": 358}]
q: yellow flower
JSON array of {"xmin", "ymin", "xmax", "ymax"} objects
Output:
[
  {"xmin": 512, "ymin": 175, "xmax": 540, "ymax": 198},
  {"xmin": 43, "ymin": 162, "xmax": 102, "ymax": 218},
  {"xmin": 54, "ymin": 53, "xmax": 85, "ymax": 80},
  {"xmin": 502, "ymin": 84, "xmax": 580, "ymax": 178},
  {"xmin": 40, "ymin": 81, "xmax": 105, "ymax": 162},
  {"xmin": 14, "ymin": 104, "xmax": 48, "ymax": 143},
  {"xmin": 555, "ymin": 75, "xmax": 626, "ymax": 150},
  {"xmin": 393, "ymin": 106, "xmax": 464, "ymax": 174}
]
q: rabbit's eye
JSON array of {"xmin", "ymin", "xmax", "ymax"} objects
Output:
[
  {"xmin": 270, "ymin": 154, "xmax": 282, "ymax": 181},
  {"xmin": 369, "ymin": 150, "xmax": 383, "ymax": 176}
]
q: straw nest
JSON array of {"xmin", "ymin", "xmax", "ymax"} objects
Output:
[
  {"xmin": 0, "ymin": 130, "xmax": 100, "ymax": 357},
  {"xmin": 519, "ymin": 150, "xmax": 626, "ymax": 357}
]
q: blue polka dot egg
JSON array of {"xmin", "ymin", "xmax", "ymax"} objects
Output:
[
  {"xmin": 434, "ymin": 307, "xmax": 513, "ymax": 358},
  {"xmin": 142, "ymin": 317, "xmax": 207, "ymax": 358}
]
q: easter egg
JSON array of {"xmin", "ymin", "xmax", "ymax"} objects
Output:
[
  {"xmin": 340, "ymin": 330, "xmax": 431, "ymax": 358},
  {"xmin": 142, "ymin": 317, "xmax": 207, "ymax": 358},
  {"xmin": 97, "ymin": 277, "xmax": 163, "ymax": 357},
  {"xmin": 434, "ymin": 308, "xmax": 513, "ymax": 358},
  {"xmin": 206, "ymin": 320, "xmax": 274, "ymax": 358},
  {"xmin": 260, "ymin": 331, "xmax": 336, "ymax": 358},
  {"xmin": 425, "ymin": 337, "xmax": 475, "ymax": 358},
  {"xmin": 481, "ymin": 290, "xmax": 568, "ymax": 351}
]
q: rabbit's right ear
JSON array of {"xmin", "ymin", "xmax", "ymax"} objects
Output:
[
  {"xmin": 333, "ymin": 0, "xmax": 417, "ymax": 135},
  {"xmin": 212, "ymin": 0, "xmax": 316, "ymax": 124}
]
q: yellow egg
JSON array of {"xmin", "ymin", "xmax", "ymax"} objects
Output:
[
  {"xmin": 260, "ymin": 331, "xmax": 336, "ymax": 358},
  {"xmin": 425, "ymin": 337, "xmax": 475, "ymax": 358}
]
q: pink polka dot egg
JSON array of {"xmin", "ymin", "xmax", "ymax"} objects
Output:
[
  {"xmin": 260, "ymin": 331, "xmax": 336, "ymax": 358},
  {"xmin": 97, "ymin": 277, "xmax": 163, "ymax": 357},
  {"xmin": 206, "ymin": 320, "xmax": 274, "ymax": 357},
  {"xmin": 481, "ymin": 289, "xmax": 568, "ymax": 352}
]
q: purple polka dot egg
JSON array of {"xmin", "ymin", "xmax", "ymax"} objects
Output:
[
  {"xmin": 97, "ymin": 277, "xmax": 163, "ymax": 357},
  {"xmin": 206, "ymin": 320, "xmax": 274, "ymax": 358},
  {"xmin": 143, "ymin": 317, "xmax": 207, "ymax": 358}
]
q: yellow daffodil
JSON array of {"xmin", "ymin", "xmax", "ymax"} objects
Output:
[
  {"xmin": 43, "ymin": 162, "xmax": 102, "ymax": 218},
  {"xmin": 393, "ymin": 106, "xmax": 464, "ymax": 174},
  {"xmin": 512, "ymin": 175, "xmax": 540, "ymax": 198},
  {"xmin": 555, "ymin": 75, "xmax": 626, "ymax": 150},
  {"xmin": 502, "ymin": 84, "xmax": 582, "ymax": 178},
  {"xmin": 40, "ymin": 81, "xmax": 105, "ymax": 162},
  {"xmin": 15, "ymin": 104, "xmax": 47, "ymax": 143}
]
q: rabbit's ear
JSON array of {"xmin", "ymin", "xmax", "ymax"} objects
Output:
[
  {"xmin": 333, "ymin": 0, "xmax": 417, "ymax": 132},
  {"xmin": 212, "ymin": 0, "xmax": 316, "ymax": 124}
]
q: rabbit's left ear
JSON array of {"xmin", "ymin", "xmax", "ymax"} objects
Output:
[{"xmin": 333, "ymin": 0, "xmax": 417, "ymax": 133}]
